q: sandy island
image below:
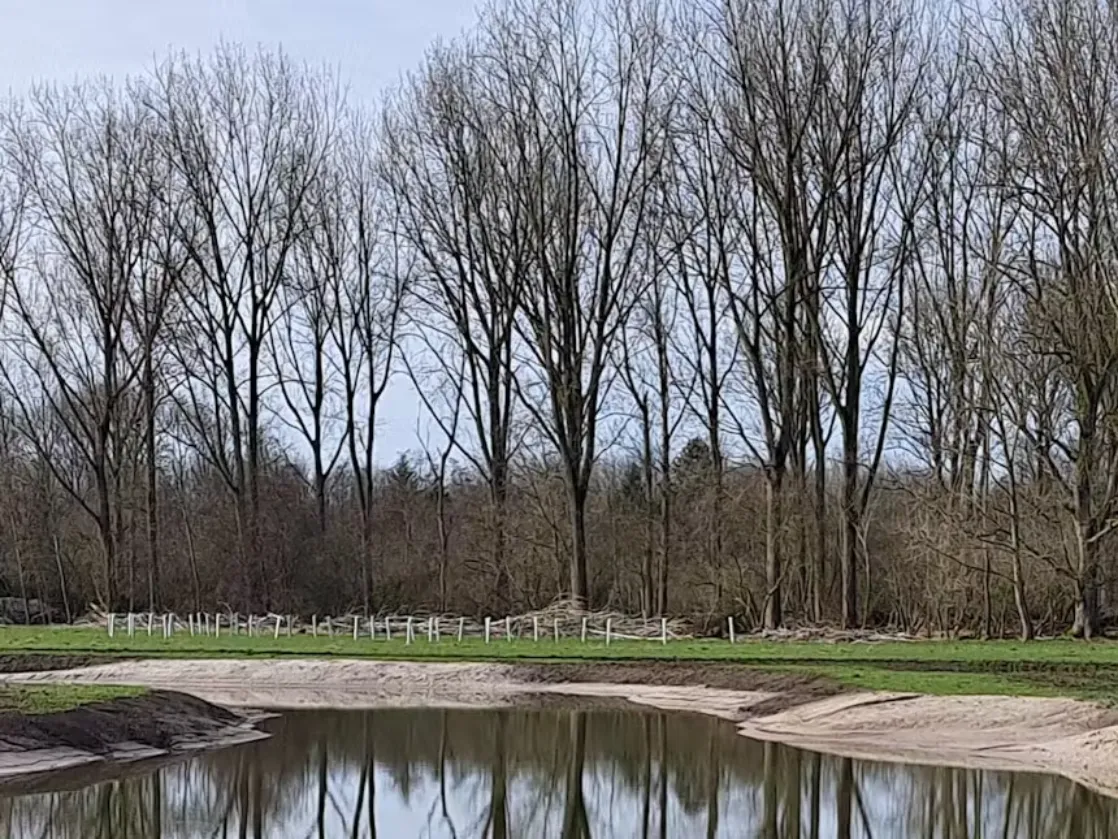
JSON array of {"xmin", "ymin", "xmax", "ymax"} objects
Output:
[{"xmin": 3, "ymin": 657, "xmax": 1118, "ymax": 798}]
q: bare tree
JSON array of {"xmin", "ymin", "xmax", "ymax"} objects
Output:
[
  {"xmin": 794, "ymin": 0, "xmax": 928, "ymax": 626},
  {"xmin": 663, "ymin": 21, "xmax": 738, "ymax": 618},
  {"xmin": 149, "ymin": 46, "xmax": 338, "ymax": 610},
  {"xmin": 129, "ymin": 126, "xmax": 187, "ymax": 610},
  {"xmin": 983, "ymin": 0, "xmax": 1118, "ymax": 637},
  {"xmin": 329, "ymin": 117, "xmax": 408, "ymax": 616},
  {"xmin": 269, "ymin": 147, "xmax": 348, "ymax": 534},
  {"xmin": 509, "ymin": 0, "xmax": 673, "ymax": 605},
  {"xmin": 615, "ymin": 212, "xmax": 691, "ymax": 616},
  {"xmin": 416, "ymin": 376, "xmax": 463, "ymax": 614},
  {"xmin": 383, "ymin": 33, "xmax": 531, "ymax": 610},
  {"xmin": 710, "ymin": 0, "xmax": 840, "ymax": 627},
  {"xmin": 0, "ymin": 81, "xmax": 158, "ymax": 609}
]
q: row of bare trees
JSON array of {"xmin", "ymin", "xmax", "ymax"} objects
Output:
[{"xmin": 0, "ymin": 0, "xmax": 1117, "ymax": 636}]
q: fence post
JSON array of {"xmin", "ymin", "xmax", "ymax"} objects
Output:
[
  {"xmin": 661, "ymin": 617, "xmax": 667, "ymax": 645},
  {"xmin": 484, "ymin": 617, "xmax": 491, "ymax": 644},
  {"xmin": 605, "ymin": 618, "xmax": 612, "ymax": 646},
  {"xmin": 434, "ymin": 617, "xmax": 440, "ymax": 642},
  {"xmin": 728, "ymin": 616, "xmax": 735, "ymax": 644},
  {"xmin": 215, "ymin": 614, "xmax": 220, "ymax": 638},
  {"xmin": 406, "ymin": 616, "xmax": 413, "ymax": 645},
  {"xmin": 581, "ymin": 617, "xmax": 588, "ymax": 643},
  {"xmin": 386, "ymin": 618, "xmax": 392, "ymax": 640},
  {"xmin": 368, "ymin": 617, "xmax": 375, "ymax": 640},
  {"xmin": 457, "ymin": 617, "xmax": 465, "ymax": 643},
  {"xmin": 108, "ymin": 613, "xmax": 115, "ymax": 638},
  {"xmin": 427, "ymin": 617, "xmax": 434, "ymax": 643},
  {"xmin": 275, "ymin": 616, "xmax": 282, "ymax": 639},
  {"xmin": 147, "ymin": 613, "xmax": 153, "ymax": 636},
  {"xmin": 533, "ymin": 617, "xmax": 539, "ymax": 642},
  {"xmin": 287, "ymin": 615, "xmax": 293, "ymax": 637},
  {"xmin": 553, "ymin": 618, "xmax": 559, "ymax": 642},
  {"xmin": 505, "ymin": 617, "xmax": 512, "ymax": 642},
  {"xmin": 312, "ymin": 615, "xmax": 317, "ymax": 637},
  {"xmin": 353, "ymin": 616, "xmax": 359, "ymax": 641}
]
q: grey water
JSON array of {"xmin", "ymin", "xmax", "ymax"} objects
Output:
[{"xmin": 0, "ymin": 706, "xmax": 1114, "ymax": 838}]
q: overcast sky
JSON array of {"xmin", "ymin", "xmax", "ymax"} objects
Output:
[{"xmin": 0, "ymin": 0, "xmax": 484, "ymax": 463}]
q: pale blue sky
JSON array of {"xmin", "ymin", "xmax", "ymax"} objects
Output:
[
  {"xmin": 0, "ymin": 0, "xmax": 481, "ymax": 91},
  {"xmin": 0, "ymin": 0, "xmax": 484, "ymax": 463}
]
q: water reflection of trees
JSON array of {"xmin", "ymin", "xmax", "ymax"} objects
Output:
[{"xmin": 0, "ymin": 708, "xmax": 1115, "ymax": 838}]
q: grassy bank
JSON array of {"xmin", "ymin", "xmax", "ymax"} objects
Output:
[
  {"xmin": 0, "ymin": 684, "xmax": 146, "ymax": 714},
  {"xmin": 2, "ymin": 626, "xmax": 1118, "ymax": 702}
]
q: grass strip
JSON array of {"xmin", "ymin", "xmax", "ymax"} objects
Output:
[{"xmin": 0, "ymin": 684, "xmax": 146, "ymax": 715}]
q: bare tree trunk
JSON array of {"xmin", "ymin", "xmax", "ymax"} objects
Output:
[
  {"xmin": 640, "ymin": 399, "xmax": 654, "ymax": 618},
  {"xmin": 53, "ymin": 536, "xmax": 71, "ymax": 624},
  {"xmin": 763, "ymin": 467, "xmax": 783, "ymax": 629},
  {"xmin": 12, "ymin": 527, "xmax": 27, "ymax": 626},
  {"xmin": 811, "ymin": 394, "xmax": 827, "ymax": 623},
  {"xmin": 493, "ymin": 469, "xmax": 510, "ymax": 611},
  {"xmin": 181, "ymin": 498, "xmax": 202, "ymax": 614},
  {"xmin": 144, "ymin": 348, "xmax": 160, "ymax": 611},
  {"xmin": 841, "ymin": 433, "xmax": 859, "ymax": 629},
  {"xmin": 569, "ymin": 483, "xmax": 590, "ymax": 608}
]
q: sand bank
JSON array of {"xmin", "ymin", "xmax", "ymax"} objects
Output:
[{"xmin": 5, "ymin": 657, "xmax": 1118, "ymax": 797}]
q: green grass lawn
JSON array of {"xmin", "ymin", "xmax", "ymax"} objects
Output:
[
  {"xmin": 1, "ymin": 624, "xmax": 1116, "ymax": 664},
  {"xmin": 3, "ymin": 626, "xmax": 1118, "ymax": 702}
]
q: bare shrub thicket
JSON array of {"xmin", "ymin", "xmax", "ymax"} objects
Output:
[{"xmin": 1, "ymin": 0, "xmax": 1118, "ymax": 636}]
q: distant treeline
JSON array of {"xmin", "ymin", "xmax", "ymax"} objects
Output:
[{"xmin": 1, "ymin": 0, "xmax": 1118, "ymax": 637}]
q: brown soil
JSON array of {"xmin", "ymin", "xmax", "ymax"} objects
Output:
[
  {"xmin": 0, "ymin": 654, "xmax": 120, "ymax": 674},
  {"xmin": 0, "ymin": 690, "xmax": 241, "ymax": 755},
  {"xmin": 514, "ymin": 661, "xmax": 840, "ymax": 715},
  {"xmin": 0, "ymin": 689, "xmax": 267, "ymax": 786}
]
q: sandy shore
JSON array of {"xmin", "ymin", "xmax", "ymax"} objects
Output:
[{"xmin": 5, "ymin": 657, "xmax": 1118, "ymax": 797}]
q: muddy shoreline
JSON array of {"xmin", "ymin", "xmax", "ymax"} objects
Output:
[
  {"xmin": 0, "ymin": 689, "xmax": 267, "ymax": 786},
  {"xmin": 4, "ymin": 657, "xmax": 1118, "ymax": 799}
]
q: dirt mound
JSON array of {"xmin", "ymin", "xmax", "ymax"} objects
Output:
[
  {"xmin": 0, "ymin": 654, "xmax": 121, "ymax": 674},
  {"xmin": 0, "ymin": 690, "xmax": 266, "ymax": 785},
  {"xmin": 0, "ymin": 690, "xmax": 241, "ymax": 754},
  {"xmin": 514, "ymin": 661, "xmax": 839, "ymax": 715}
]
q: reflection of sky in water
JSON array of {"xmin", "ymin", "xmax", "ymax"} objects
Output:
[{"xmin": 0, "ymin": 708, "xmax": 1113, "ymax": 838}]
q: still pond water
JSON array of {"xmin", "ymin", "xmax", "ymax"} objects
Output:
[{"xmin": 0, "ymin": 707, "xmax": 1114, "ymax": 838}]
